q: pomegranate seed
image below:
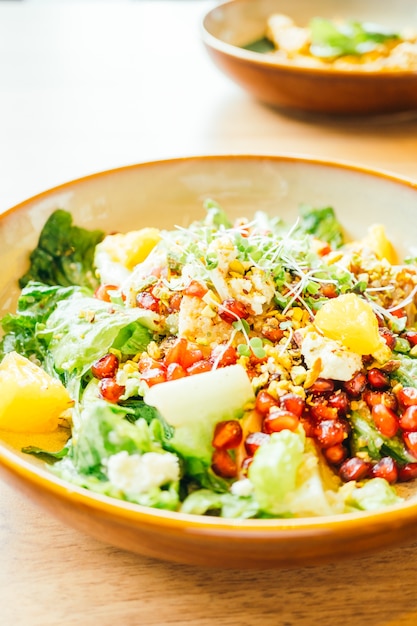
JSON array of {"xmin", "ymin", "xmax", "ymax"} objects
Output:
[
  {"xmin": 91, "ymin": 353, "xmax": 119, "ymax": 379},
  {"xmin": 186, "ymin": 360, "xmax": 212, "ymax": 375},
  {"xmin": 255, "ymin": 390, "xmax": 278, "ymax": 415},
  {"xmin": 218, "ymin": 299, "xmax": 250, "ymax": 324},
  {"xmin": 136, "ymin": 291, "xmax": 160, "ymax": 312},
  {"xmin": 211, "ymin": 449, "xmax": 238, "ymax": 478},
  {"xmin": 309, "ymin": 378, "xmax": 334, "ymax": 394},
  {"xmin": 140, "ymin": 367, "xmax": 167, "ymax": 387},
  {"xmin": 343, "ymin": 372, "xmax": 367, "ymax": 397},
  {"xmin": 323, "ymin": 443, "xmax": 347, "ymax": 465},
  {"xmin": 372, "ymin": 404, "xmax": 399, "ymax": 438},
  {"xmin": 183, "ymin": 280, "xmax": 208, "ymax": 299},
  {"xmin": 367, "ymin": 368, "xmax": 390, "ymax": 390},
  {"xmin": 397, "ymin": 387, "xmax": 417, "ymax": 408},
  {"xmin": 210, "ymin": 344, "xmax": 237, "ymax": 368},
  {"xmin": 327, "ymin": 391, "xmax": 349, "ymax": 415},
  {"xmin": 364, "ymin": 390, "xmax": 397, "ymax": 411},
  {"xmin": 212, "ymin": 420, "xmax": 243, "ymax": 450},
  {"xmin": 166, "ymin": 362, "xmax": 187, "ymax": 381},
  {"xmin": 403, "ymin": 331, "xmax": 417, "ymax": 347},
  {"xmin": 98, "ymin": 378, "xmax": 125, "ymax": 403},
  {"xmin": 314, "ymin": 420, "xmax": 346, "ymax": 449},
  {"xmin": 398, "ymin": 462, "xmax": 417, "ymax": 482},
  {"xmin": 339, "ymin": 457, "xmax": 370, "ymax": 482},
  {"xmin": 263, "ymin": 409, "xmax": 299, "ymax": 434},
  {"xmin": 94, "ymin": 284, "xmax": 119, "ymax": 302},
  {"xmin": 378, "ymin": 327, "xmax": 396, "ymax": 350},
  {"xmin": 280, "ymin": 393, "xmax": 305, "ymax": 417},
  {"xmin": 369, "ymin": 457, "xmax": 398, "ymax": 483},
  {"xmin": 403, "ymin": 431, "xmax": 417, "ymax": 458},
  {"xmin": 244, "ymin": 431, "xmax": 270, "ymax": 456},
  {"xmin": 399, "ymin": 405, "xmax": 417, "ymax": 431},
  {"xmin": 309, "ymin": 401, "xmax": 338, "ymax": 421}
]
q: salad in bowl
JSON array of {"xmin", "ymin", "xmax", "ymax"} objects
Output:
[{"xmin": 2, "ymin": 199, "xmax": 417, "ymax": 521}]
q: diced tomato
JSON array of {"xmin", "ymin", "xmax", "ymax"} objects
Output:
[
  {"xmin": 183, "ymin": 280, "xmax": 208, "ymax": 299},
  {"xmin": 166, "ymin": 362, "xmax": 187, "ymax": 381},
  {"xmin": 140, "ymin": 367, "xmax": 167, "ymax": 387},
  {"xmin": 136, "ymin": 291, "xmax": 160, "ymax": 312},
  {"xmin": 169, "ymin": 292, "xmax": 182, "ymax": 312},
  {"xmin": 165, "ymin": 338, "xmax": 188, "ymax": 366},
  {"xmin": 98, "ymin": 378, "xmax": 125, "ymax": 403},
  {"xmin": 218, "ymin": 299, "xmax": 250, "ymax": 324},
  {"xmin": 186, "ymin": 360, "xmax": 212, "ymax": 375},
  {"xmin": 210, "ymin": 344, "xmax": 238, "ymax": 368}
]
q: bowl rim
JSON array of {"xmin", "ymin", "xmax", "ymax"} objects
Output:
[
  {"xmin": 201, "ymin": 0, "xmax": 417, "ymax": 79},
  {"xmin": 2, "ymin": 153, "xmax": 417, "ymax": 536}
]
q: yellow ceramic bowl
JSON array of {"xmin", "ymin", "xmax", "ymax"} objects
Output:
[
  {"xmin": 202, "ymin": 0, "xmax": 417, "ymax": 116},
  {"xmin": 1, "ymin": 155, "xmax": 417, "ymax": 569}
]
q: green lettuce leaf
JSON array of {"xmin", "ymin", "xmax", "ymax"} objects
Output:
[
  {"xmin": 298, "ymin": 205, "xmax": 344, "ymax": 248},
  {"xmin": 310, "ymin": 18, "xmax": 399, "ymax": 59},
  {"xmin": 19, "ymin": 209, "xmax": 104, "ymax": 290}
]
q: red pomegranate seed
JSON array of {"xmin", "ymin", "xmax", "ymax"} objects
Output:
[
  {"xmin": 327, "ymin": 391, "xmax": 349, "ymax": 415},
  {"xmin": 94, "ymin": 284, "xmax": 119, "ymax": 302},
  {"xmin": 91, "ymin": 353, "xmax": 119, "ymax": 380},
  {"xmin": 378, "ymin": 327, "xmax": 396, "ymax": 350},
  {"xmin": 263, "ymin": 409, "xmax": 299, "ymax": 434},
  {"xmin": 367, "ymin": 368, "xmax": 390, "ymax": 390},
  {"xmin": 323, "ymin": 443, "xmax": 347, "ymax": 465},
  {"xmin": 211, "ymin": 449, "xmax": 238, "ymax": 478},
  {"xmin": 183, "ymin": 280, "xmax": 208, "ymax": 299},
  {"xmin": 369, "ymin": 457, "xmax": 398, "ymax": 483},
  {"xmin": 343, "ymin": 372, "xmax": 367, "ymax": 397},
  {"xmin": 255, "ymin": 390, "xmax": 279, "ymax": 415},
  {"xmin": 244, "ymin": 431, "xmax": 270, "ymax": 456},
  {"xmin": 166, "ymin": 362, "xmax": 187, "ymax": 381},
  {"xmin": 98, "ymin": 378, "xmax": 125, "ymax": 403},
  {"xmin": 403, "ymin": 431, "xmax": 417, "ymax": 458},
  {"xmin": 399, "ymin": 405, "xmax": 417, "ymax": 432},
  {"xmin": 309, "ymin": 378, "xmax": 334, "ymax": 394},
  {"xmin": 212, "ymin": 420, "xmax": 243, "ymax": 450},
  {"xmin": 339, "ymin": 457, "xmax": 370, "ymax": 482},
  {"xmin": 372, "ymin": 404, "xmax": 399, "ymax": 438},
  {"xmin": 136, "ymin": 291, "xmax": 160, "ymax": 312},
  {"xmin": 309, "ymin": 401, "xmax": 338, "ymax": 421},
  {"xmin": 364, "ymin": 390, "xmax": 398, "ymax": 411},
  {"xmin": 280, "ymin": 393, "xmax": 305, "ymax": 417},
  {"xmin": 398, "ymin": 462, "xmax": 417, "ymax": 482},
  {"xmin": 397, "ymin": 387, "xmax": 417, "ymax": 408},
  {"xmin": 218, "ymin": 299, "xmax": 250, "ymax": 324},
  {"xmin": 140, "ymin": 367, "xmax": 167, "ymax": 387},
  {"xmin": 314, "ymin": 420, "xmax": 346, "ymax": 449},
  {"xmin": 403, "ymin": 331, "xmax": 417, "ymax": 347}
]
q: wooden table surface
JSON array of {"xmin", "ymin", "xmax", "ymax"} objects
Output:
[{"xmin": 1, "ymin": 2, "xmax": 417, "ymax": 625}]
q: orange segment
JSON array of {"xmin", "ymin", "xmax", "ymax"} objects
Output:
[{"xmin": 314, "ymin": 293, "xmax": 382, "ymax": 355}]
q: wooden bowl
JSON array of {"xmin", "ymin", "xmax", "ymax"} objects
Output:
[
  {"xmin": 1, "ymin": 155, "xmax": 417, "ymax": 569},
  {"xmin": 202, "ymin": 0, "xmax": 417, "ymax": 116}
]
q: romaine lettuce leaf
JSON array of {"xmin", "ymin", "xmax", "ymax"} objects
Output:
[
  {"xmin": 40, "ymin": 293, "xmax": 159, "ymax": 375},
  {"xmin": 19, "ymin": 210, "xmax": 104, "ymax": 290},
  {"xmin": 297, "ymin": 205, "xmax": 344, "ymax": 248}
]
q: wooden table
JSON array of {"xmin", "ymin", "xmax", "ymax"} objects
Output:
[{"xmin": 1, "ymin": 2, "xmax": 417, "ymax": 624}]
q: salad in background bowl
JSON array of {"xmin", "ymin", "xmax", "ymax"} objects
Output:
[
  {"xmin": 1, "ymin": 155, "xmax": 417, "ymax": 568},
  {"xmin": 202, "ymin": 0, "xmax": 417, "ymax": 115}
]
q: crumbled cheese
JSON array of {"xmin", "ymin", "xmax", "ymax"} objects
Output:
[
  {"xmin": 107, "ymin": 451, "xmax": 180, "ymax": 496},
  {"xmin": 301, "ymin": 331, "xmax": 362, "ymax": 382}
]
